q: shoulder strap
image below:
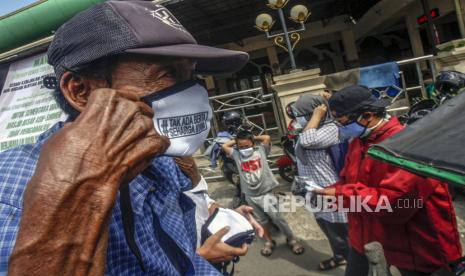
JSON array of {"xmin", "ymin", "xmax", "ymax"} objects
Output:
[{"xmin": 120, "ymin": 184, "xmax": 146, "ymax": 272}]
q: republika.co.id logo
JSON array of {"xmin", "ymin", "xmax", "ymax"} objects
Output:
[{"xmin": 157, "ymin": 112, "xmax": 208, "ymax": 139}]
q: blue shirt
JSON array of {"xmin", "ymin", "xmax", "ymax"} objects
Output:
[{"xmin": 0, "ymin": 122, "xmax": 220, "ymax": 275}]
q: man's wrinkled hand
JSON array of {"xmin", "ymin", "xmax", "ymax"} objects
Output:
[
  {"xmin": 197, "ymin": 227, "xmax": 248, "ymax": 263},
  {"xmin": 9, "ymin": 88, "xmax": 171, "ymax": 276},
  {"xmin": 38, "ymin": 88, "xmax": 170, "ymax": 190},
  {"xmin": 174, "ymin": 156, "xmax": 201, "ymax": 186}
]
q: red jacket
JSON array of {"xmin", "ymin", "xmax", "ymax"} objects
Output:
[{"xmin": 335, "ymin": 117, "xmax": 462, "ymax": 273}]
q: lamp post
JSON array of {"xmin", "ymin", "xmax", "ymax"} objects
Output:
[{"xmin": 255, "ymin": 0, "xmax": 310, "ymax": 71}]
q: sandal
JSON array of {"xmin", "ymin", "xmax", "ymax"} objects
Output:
[
  {"xmin": 287, "ymin": 239, "xmax": 304, "ymax": 255},
  {"xmin": 260, "ymin": 240, "xmax": 276, "ymax": 257},
  {"xmin": 318, "ymin": 257, "xmax": 347, "ymax": 271}
]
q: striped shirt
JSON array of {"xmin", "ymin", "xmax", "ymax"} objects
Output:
[{"xmin": 296, "ymin": 122, "xmax": 347, "ymax": 223}]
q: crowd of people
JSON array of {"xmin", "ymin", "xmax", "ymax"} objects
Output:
[
  {"xmin": 290, "ymin": 86, "xmax": 462, "ymax": 275},
  {"xmin": 0, "ymin": 1, "xmax": 462, "ymax": 276}
]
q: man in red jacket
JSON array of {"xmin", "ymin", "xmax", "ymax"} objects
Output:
[{"xmin": 315, "ymin": 85, "xmax": 462, "ymax": 276}]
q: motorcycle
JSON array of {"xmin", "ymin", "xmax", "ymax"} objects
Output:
[
  {"xmin": 399, "ymin": 71, "xmax": 465, "ymax": 200},
  {"xmin": 204, "ymin": 132, "xmax": 239, "ymax": 185},
  {"xmin": 276, "ymin": 102, "xmax": 299, "ymax": 183},
  {"xmin": 276, "ymin": 134, "xmax": 298, "ymax": 183}
]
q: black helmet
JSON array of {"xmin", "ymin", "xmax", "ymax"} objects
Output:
[
  {"xmin": 404, "ymin": 99, "xmax": 436, "ymax": 125},
  {"xmin": 408, "ymin": 99, "xmax": 436, "ymax": 116},
  {"xmin": 222, "ymin": 111, "xmax": 242, "ymax": 128},
  {"xmin": 285, "ymin": 102, "xmax": 296, "ymax": 119},
  {"xmin": 435, "ymin": 71, "xmax": 465, "ymax": 95}
]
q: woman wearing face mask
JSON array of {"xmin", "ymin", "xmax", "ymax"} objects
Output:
[
  {"xmin": 315, "ymin": 85, "xmax": 462, "ymax": 276},
  {"xmin": 293, "ymin": 94, "xmax": 350, "ymax": 271},
  {"xmin": 222, "ymin": 131, "xmax": 304, "ymax": 257}
]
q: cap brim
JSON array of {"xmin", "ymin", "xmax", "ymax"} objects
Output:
[
  {"xmin": 335, "ymin": 97, "xmax": 392, "ymax": 115},
  {"xmin": 125, "ymin": 44, "xmax": 249, "ymax": 75}
]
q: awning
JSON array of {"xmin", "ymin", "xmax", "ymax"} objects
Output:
[{"xmin": 368, "ymin": 91, "xmax": 465, "ymax": 186}]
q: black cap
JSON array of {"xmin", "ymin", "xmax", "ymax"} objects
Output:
[
  {"xmin": 329, "ymin": 85, "xmax": 391, "ymax": 115},
  {"xmin": 48, "ymin": 1, "xmax": 249, "ymax": 81}
]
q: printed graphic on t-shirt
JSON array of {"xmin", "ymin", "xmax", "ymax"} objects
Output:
[{"xmin": 240, "ymin": 156, "xmax": 262, "ymax": 184}]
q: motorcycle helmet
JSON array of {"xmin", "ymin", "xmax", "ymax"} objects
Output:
[
  {"xmin": 407, "ymin": 109, "xmax": 432, "ymax": 124},
  {"xmin": 403, "ymin": 99, "xmax": 436, "ymax": 125},
  {"xmin": 222, "ymin": 111, "xmax": 243, "ymax": 128},
  {"xmin": 407, "ymin": 99, "xmax": 436, "ymax": 116},
  {"xmin": 285, "ymin": 102, "xmax": 296, "ymax": 119},
  {"xmin": 434, "ymin": 71, "xmax": 465, "ymax": 95}
]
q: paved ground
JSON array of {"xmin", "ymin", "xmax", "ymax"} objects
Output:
[{"xmin": 203, "ymin": 172, "xmax": 465, "ymax": 276}]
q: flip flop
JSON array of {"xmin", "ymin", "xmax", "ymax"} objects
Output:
[
  {"xmin": 287, "ymin": 239, "xmax": 304, "ymax": 255},
  {"xmin": 260, "ymin": 240, "xmax": 276, "ymax": 257}
]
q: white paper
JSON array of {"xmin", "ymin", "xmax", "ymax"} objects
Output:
[
  {"xmin": 295, "ymin": 176, "xmax": 323, "ymax": 191},
  {"xmin": 304, "ymin": 180, "xmax": 323, "ymax": 191},
  {"xmin": 207, "ymin": 208, "xmax": 253, "ymax": 242}
]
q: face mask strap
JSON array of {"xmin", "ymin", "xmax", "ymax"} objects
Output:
[
  {"xmin": 367, "ymin": 117, "xmax": 385, "ymax": 131},
  {"xmin": 140, "ymin": 80, "xmax": 200, "ymax": 104}
]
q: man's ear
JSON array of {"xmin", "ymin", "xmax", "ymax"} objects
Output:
[{"xmin": 59, "ymin": 71, "xmax": 92, "ymax": 113}]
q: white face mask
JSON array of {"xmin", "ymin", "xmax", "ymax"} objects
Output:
[
  {"xmin": 239, "ymin": 147, "xmax": 254, "ymax": 158},
  {"xmin": 142, "ymin": 81, "xmax": 212, "ymax": 156}
]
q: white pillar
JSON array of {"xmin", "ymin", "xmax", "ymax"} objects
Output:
[
  {"xmin": 204, "ymin": 76, "xmax": 216, "ymax": 96},
  {"xmin": 216, "ymin": 78, "xmax": 228, "ymax": 94},
  {"xmin": 455, "ymin": 0, "xmax": 465, "ymax": 38},
  {"xmin": 341, "ymin": 30, "xmax": 359, "ymax": 67},
  {"xmin": 330, "ymin": 40, "xmax": 345, "ymax": 71},
  {"xmin": 405, "ymin": 13, "xmax": 425, "ymax": 57},
  {"xmin": 266, "ymin": 46, "xmax": 281, "ymax": 75}
]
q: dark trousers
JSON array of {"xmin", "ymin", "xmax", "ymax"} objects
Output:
[
  {"xmin": 316, "ymin": 218, "xmax": 349, "ymax": 261},
  {"xmin": 345, "ymin": 247, "xmax": 430, "ymax": 276}
]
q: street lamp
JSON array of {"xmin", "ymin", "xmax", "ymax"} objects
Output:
[{"xmin": 255, "ymin": 0, "xmax": 310, "ymax": 71}]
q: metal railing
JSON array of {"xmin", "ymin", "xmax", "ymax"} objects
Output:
[
  {"xmin": 197, "ymin": 88, "xmax": 286, "ymax": 181},
  {"xmin": 208, "ymin": 87, "xmax": 284, "ymax": 138},
  {"xmin": 380, "ymin": 55, "xmax": 438, "ymax": 114},
  {"xmin": 200, "ymin": 55, "xmax": 439, "ymax": 182},
  {"xmin": 397, "ymin": 54, "xmax": 437, "ymax": 101}
]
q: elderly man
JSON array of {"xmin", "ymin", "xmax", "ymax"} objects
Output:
[{"xmin": 0, "ymin": 1, "xmax": 251, "ymax": 275}]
